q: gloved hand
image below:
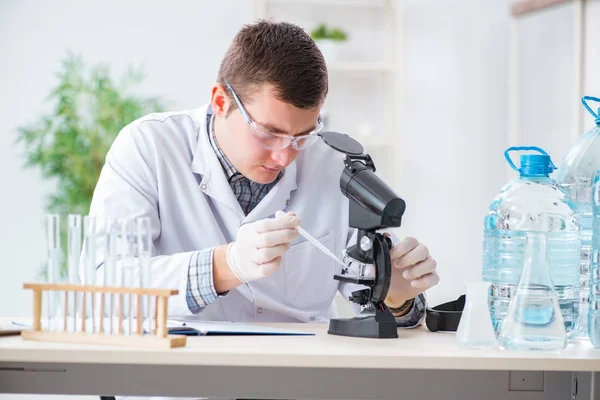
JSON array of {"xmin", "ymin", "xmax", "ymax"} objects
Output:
[
  {"xmin": 386, "ymin": 237, "xmax": 439, "ymax": 306},
  {"xmin": 226, "ymin": 211, "xmax": 300, "ymax": 283}
]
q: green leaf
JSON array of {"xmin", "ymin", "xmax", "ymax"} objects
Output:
[
  {"xmin": 310, "ymin": 24, "xmax": 348, "ymax": 42},
  {"xmin": 15, "ymin": 51, "xmax": 166, "ymax": 278}
]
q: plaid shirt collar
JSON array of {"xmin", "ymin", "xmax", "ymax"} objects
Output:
[
  {"xmin": 207, "ymin": 113, "xmax": 239, "ymax": 181},
  {"xmin": 206, "ymin": 110, "xmax": 283, "ymax": 184},
  {"xmin": 206, "ymin": 109, "xmax": 283, "ymax": 215}
]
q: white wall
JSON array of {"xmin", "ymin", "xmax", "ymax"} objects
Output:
[
  {"xmin": 0, "ymin": 0, "xmax": 253, "ymax": 317},
  {"xmin": 583, "ymin": 0, "xmax": 600, "ymax": 106},
  {"xmin": 515, "ymin": 2, "xmax": 579, "ymax": 165},
  {"xmin": 396, "ymin": 0, "xmax": 510, "ymax": 307},
  {"xmin": 510, "ymin": 1, "xmax": 600, "ymax": 170}
]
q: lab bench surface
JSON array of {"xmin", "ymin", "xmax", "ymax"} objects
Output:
[{"xmin": 0, "ymin": 321, "xmax": 599, "ymax": 399}]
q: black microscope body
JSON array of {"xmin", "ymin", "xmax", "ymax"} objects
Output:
[{"xmin": 319, "ymin": 132, "xmax": 406, "ymax": 339}]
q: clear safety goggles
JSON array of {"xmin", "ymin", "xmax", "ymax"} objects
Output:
[{"xmin": 224, "ymin": 80, "xmax": 323, "ymax": 151}]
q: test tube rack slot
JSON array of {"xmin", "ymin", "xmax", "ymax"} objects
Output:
[{"xmin": 21, "ymin": 283, "xmax": 186, "ymax": 348}]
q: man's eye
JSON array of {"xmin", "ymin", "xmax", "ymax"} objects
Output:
[{"xmin": 255, "ymin": 130, "xmax": 273, "ymax": 139}]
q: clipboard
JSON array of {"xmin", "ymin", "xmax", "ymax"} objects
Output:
[{"xmin": 167, "ymin": 320, "xmax": 315, "ymax": 336}]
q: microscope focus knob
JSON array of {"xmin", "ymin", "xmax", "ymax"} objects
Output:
[{"xmin": 360, "ymin": 236, "xmax": 372, "ymax": 251}]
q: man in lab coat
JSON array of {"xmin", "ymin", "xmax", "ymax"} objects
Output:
[{"xmin": 90, "ymin": 20, "xmax": 438, "ymax": 341}]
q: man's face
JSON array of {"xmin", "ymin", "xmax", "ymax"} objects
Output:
[{"xmin": 212, "ymin": 83, "xmax": 321, "ymax": 184}]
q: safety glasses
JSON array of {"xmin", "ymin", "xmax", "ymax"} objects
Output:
[{"xmin": 224, "ymin": 80, "xmax": 323, "ymax": 151}]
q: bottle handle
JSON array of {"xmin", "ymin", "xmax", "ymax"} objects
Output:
[
  {"xmin": 504, "ymin": 146, "xmax": 552, "ymax": 172},
  {"xmin": 581, "ymin": 96, "xmax": 600, "ymax": 126}
]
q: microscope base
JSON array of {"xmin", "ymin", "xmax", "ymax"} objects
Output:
[{"xmin": 328, "ymin": 314, "xmax": 398, "ymax": 339}]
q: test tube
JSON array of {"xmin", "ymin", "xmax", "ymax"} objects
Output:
[
  {"xmin": 137, "ymin": 217, "xmax": 152, "ymax": 334},
  {"xmin": 119, "ymin": 218, "xmax": 137, "ymax": 335},
  {"xmin": 46, "ymin": 214, "xmax": 61, "ymax": 331},
  {"xmin": 83, "ymin": 216, "xmax": 97, "ymax": 332},
  {"xmin": 67, "ymin": 215, "xmax": 82, "ymax": 332},
  {"xmin": 67, "ymin": 215, "xmax": 82, "ymax": 284},
  {"xmin": 103, "ymin": 219, "xmax": 118, "ymax": 334}
]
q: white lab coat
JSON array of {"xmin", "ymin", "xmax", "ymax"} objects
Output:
[{"xmin": 88, "ymin": 104, "xmax": 367, "ymax": 325}]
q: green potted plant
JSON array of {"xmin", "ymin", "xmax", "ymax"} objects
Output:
[
  {"xmin": 310, "ymin": 23, "xmax": 349, "ymax": 62},
  {"xmin": 16, "ymin": 51, "xmax": 166, "ymax": 278}
]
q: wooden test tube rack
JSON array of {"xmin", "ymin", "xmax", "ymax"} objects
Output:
[{"xmin": 21, "ymin": 283, "xmax": 186, "ymax": 348}]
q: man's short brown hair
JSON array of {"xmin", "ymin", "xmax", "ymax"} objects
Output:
[{"xmin": 218, "ymin": 20, "xmax": 328, "ymax": 114}]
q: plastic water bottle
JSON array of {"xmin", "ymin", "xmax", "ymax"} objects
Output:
[
  {"xmin": 590, "ymin": 171, "xmax": 600, "ymax": 348},
  {"xmin": 482, "ymin": 146, "xmax": 580, "ymax": 337},
  {"xmin": 555, "ymin": 96, "xmax": 600, "ymax": 338}
]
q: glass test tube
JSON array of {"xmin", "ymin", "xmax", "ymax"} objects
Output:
[
  {"xmin": 119, "ymin": 218, "xmax": 137, "ymax": 335},
  {"xmin": 83, "ymin": 216, "xmax": 97, "ymax": 332},
  {"xmin": 137, "ymin": 217, "xmax": 152, "ymax": 334},
  {"xmin": 67, "ymin": 214, "xmax": 82, "ymax": 332},
  {"xmin": 104, "ymin": 219, "xmax": 118, "ymax": 334},
  {"xmin": 46, "ymin": 214, "xmax": 61, "ymax": 331}
]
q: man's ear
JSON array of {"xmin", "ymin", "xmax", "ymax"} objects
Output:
[{"xmin": 210, "ymin": 83, "xmax": 231, "ymax": 117}]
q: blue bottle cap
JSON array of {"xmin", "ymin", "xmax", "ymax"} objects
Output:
[
  {"xmin": 519, "ymin": 154, "xmax": 556, "ymax": 177},
  {"xmin": 504, "ymin": 146, "xmax": 556, "ymax": 177}
]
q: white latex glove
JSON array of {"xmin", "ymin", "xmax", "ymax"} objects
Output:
[
  {"xmin": 386, "ymin": 237, "xmax": 439, "ymax": 305},
  {"xmin": 226, "ymin": 211, "xmax": 299, "ymax": 283}
]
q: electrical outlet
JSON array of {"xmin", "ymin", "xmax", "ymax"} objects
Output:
[{"xmin": 509, "ymin": 371, "xmax": 544, "ymax": 392}]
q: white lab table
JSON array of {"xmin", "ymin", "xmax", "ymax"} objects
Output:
[{"xmin": 0, "ymin": 321, "xmax": 599, "ymax": 399}]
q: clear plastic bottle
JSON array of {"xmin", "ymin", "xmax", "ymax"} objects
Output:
[
  {"xmin": 555, "ymin": 96, "xmax": 600, "ymax": 338},
  {"xmin": 589, "ymin": 170, "xmax": 600, "ymax": 348},
  {"xmin": 482, "ymin": 147, "xmax": 580, "ymax": 337}
]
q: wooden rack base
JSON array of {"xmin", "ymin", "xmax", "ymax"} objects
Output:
[
  {"xmin": 21, "ymin": 330, "xmax": 186, "ymax": 348},
  {"xmin": 22, "ymin": 283, "xmax": 186, "ymax": 348}
]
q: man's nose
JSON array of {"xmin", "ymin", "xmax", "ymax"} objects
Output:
[{"xmin": 271, "ymin": 145, "xmax": 295, "ymax": 167}]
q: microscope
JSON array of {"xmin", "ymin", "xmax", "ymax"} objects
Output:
[{"xmin": 319, "ymin": 131, "xmax": 406, "ymax": 339}]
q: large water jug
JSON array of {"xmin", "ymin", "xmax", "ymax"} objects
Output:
[
  {"xmin": 482, "ymin": 146, "xmax": 580, "ymax": 336},
  {"xmin": 590, "ymin": 171, "xmax": 600, "ymax": 348},
  {"xmin": 555, "ymin": 96, "xmax": 600, "ymax": 338}
]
